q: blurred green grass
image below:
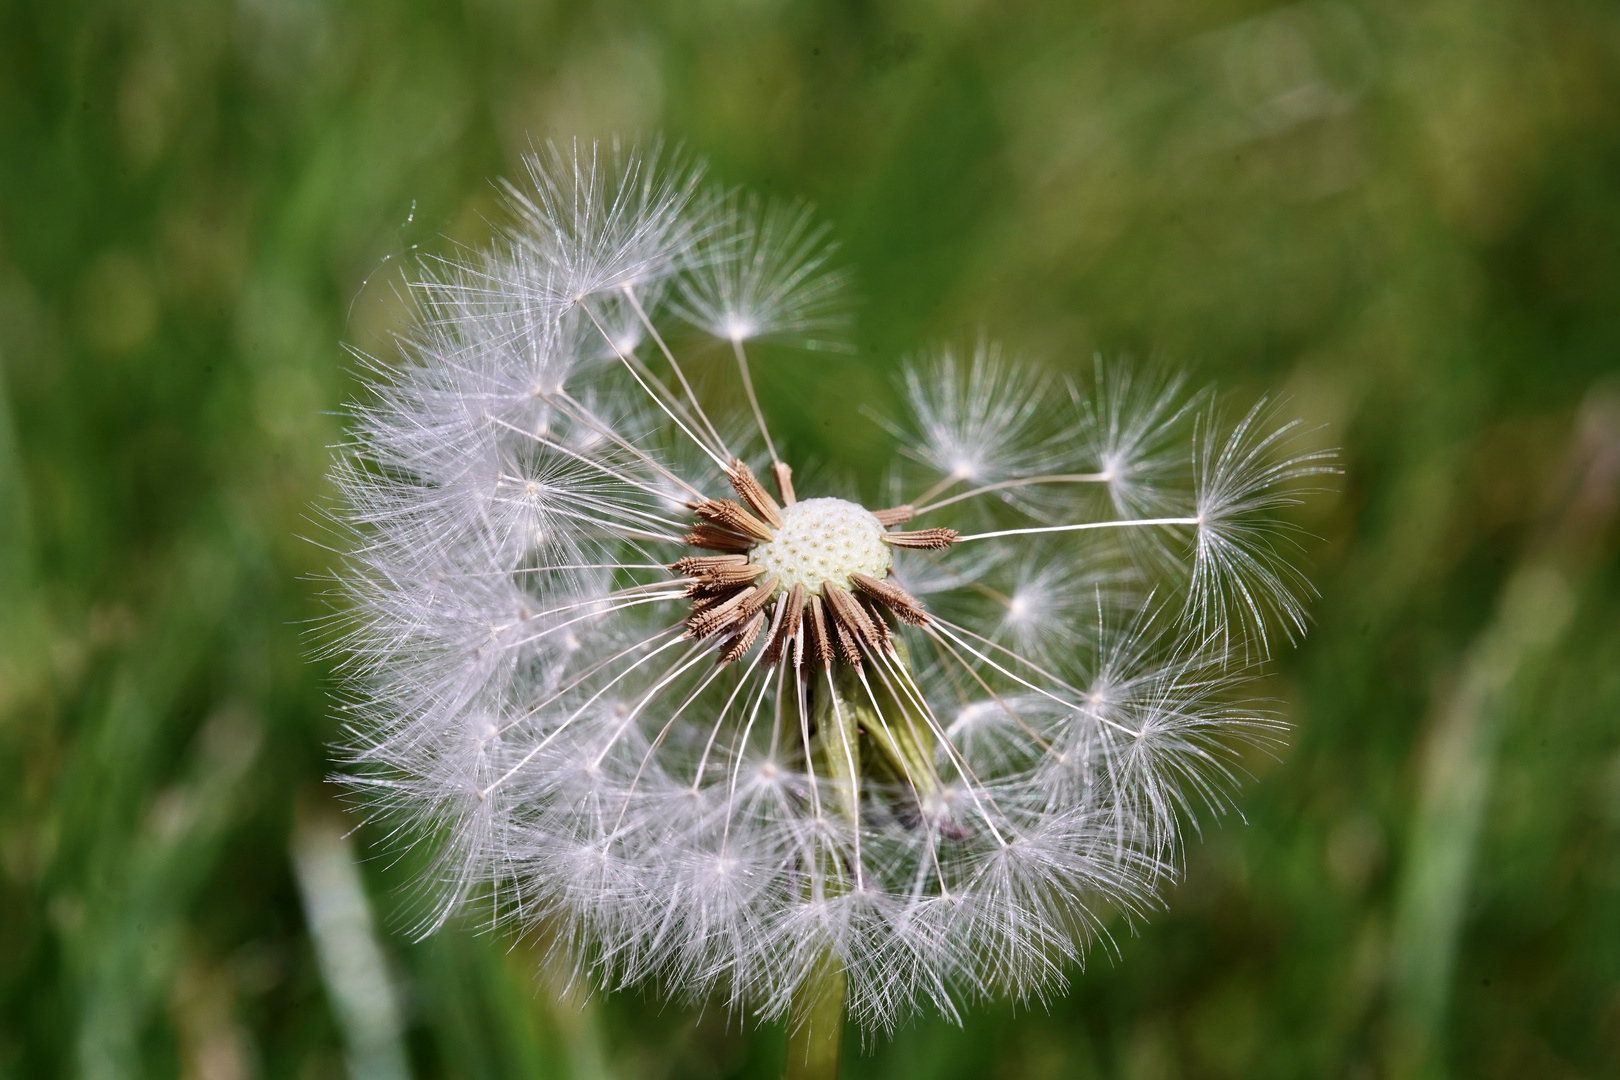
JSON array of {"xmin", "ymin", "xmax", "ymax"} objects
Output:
[{"xmin": 3, "ymin": 1, "xmax": 1619, "ymax": 1078}]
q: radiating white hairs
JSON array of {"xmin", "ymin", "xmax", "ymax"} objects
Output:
[{"xmin": 326, "ymin": 138, "xmax": 1331, "ymax": 1032}]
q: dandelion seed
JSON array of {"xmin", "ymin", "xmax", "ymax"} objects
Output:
[
  {"xmin": 673, "ymin": 188, "xmax": 852, "ymax": 352},
  {"xmin": 326, "ymin": 139, "xmax": 1330, "ymax": 1058}
]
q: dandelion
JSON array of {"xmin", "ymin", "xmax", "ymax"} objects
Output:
[{"xmin": 328, "ymin": 137, "xmax": 1332, "ymax": 1076}]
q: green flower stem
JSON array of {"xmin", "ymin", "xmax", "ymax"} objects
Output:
[
  {"xmin": 786, "ymin": 948, "xmax": 846, "ymax": 1080},
  {"xmin": 793, "ymin": 665, "xmax": 856, "ymax": 1080}
]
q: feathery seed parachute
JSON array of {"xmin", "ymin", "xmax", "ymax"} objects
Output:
[{"xmin": 328, "ymin": 138, "xmax": 1331, "ymax": 1032}]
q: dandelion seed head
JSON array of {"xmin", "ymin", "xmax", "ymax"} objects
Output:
[{"xmin": 326, "ymin": 138, "xmax": 1331, "ymax": 1033}]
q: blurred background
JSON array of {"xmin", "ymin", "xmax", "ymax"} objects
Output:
[{"xmin": 2, "ymin": 0, "xmax": 1619, "ymax": 1077}]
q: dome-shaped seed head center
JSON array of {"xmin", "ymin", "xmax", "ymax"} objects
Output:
[{"xmin": 750, "ymin": 497, "xmax": 891, "ymax": 596}]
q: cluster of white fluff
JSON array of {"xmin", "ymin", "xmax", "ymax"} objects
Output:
[{"xmin": 328, "ymin": 138, "xmax": 1330, "ymax": 1031}]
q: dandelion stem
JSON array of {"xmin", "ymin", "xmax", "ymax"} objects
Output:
[{"xmin": 786, "ymin": 949, "xmax": 845, "ymax": 1080}]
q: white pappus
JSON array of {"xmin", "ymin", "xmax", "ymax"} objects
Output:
[{"xmin": 326, "ymin": 137, "xmax": 1333, "ymax": 1035}]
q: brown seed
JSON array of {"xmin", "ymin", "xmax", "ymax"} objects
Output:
[
  {"xmin": 758, "ymin": 593, "xmax": 790, "ymax": 665},
  {"xmin": 849, "ymin": 572, "xmax": 930, "ymax": 626},
  {"xmin": 821, "ymin": 587, "xmax": 864, "ymax": 667},
  {"xmin": 822, "ymin": 583, "xmax": 882, "ymax": 655},
  {"xmin": 763, "ymin": 583, "xmax": 806, "ymax": 666},
  {"xmin": 771, "ymin": 461, "xmax": 796, "ymax": 506},
  {"xmin": 685, "ymin": 563, "xmax": 767, "ymax": 596},
  {"xmin": 718, "ymin": 610, "xmax": 767, "ymax": 664},
  {"xmin": 692, "ymin": 499, "xmax": 775, "ymax": 543},
  {"xmin": 880, "ymin": 528, "xmax": 959, "ymax": 550},
  {"xmin": 687, "ymin": 589, "xmax": 738, "ymax": 622},
  {"xmin": 691, "ymin": 577, "xmax": 777, "ymax": 638},
  {"xmin": 873, "ymin": 505, "xmax": 916, "ymax": 527},
  {"xmin": 667, "ymin": 554, "xmax": 747, "ymax": 576},
  {"xmin": 856, "ymin": 594, "xmax": 893, "ymax": 646},
  {"xmin": 687, "ymin": 587, "xmax": 755, "ymax": 638},
  {"xmin": 684, "ymin": 525, "xmax": 754, "ymax": 553},
  {"xmin": 735, "ymin": 575, "xmax": 779, "ymax": 622},
  {"xmin": 726, "ymin": 460, "xmax": 783, "ymax": 529},
  {"xmin": 804, "ymin": 593, "xmax": 834, "ymax": 669}
]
